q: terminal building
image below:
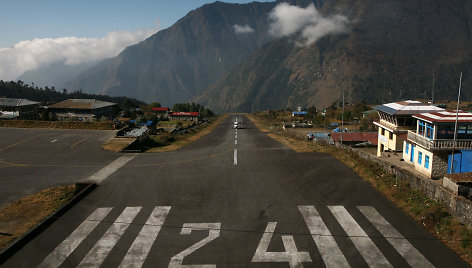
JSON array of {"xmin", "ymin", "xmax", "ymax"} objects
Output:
[
  {"xmin": 373, "ymin": 100, "xmax": 444, "ymax": 157},
  {"xmin": 404, "ymin": 110, "xmax": 472, "ymax": 179}
]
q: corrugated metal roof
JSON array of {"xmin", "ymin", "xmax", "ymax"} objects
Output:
[
  {"xmin": 151, "ymin": 107, "xmax": 169, "ymax": 111},
  {"xmin": 373, "ymin": 100, "xmax": 443, "ymax": 115},
  {"xmin": 48, "ymin": 99, "xmax": 116, "ymax": 110},
  {"xmin": 0, "ymin": 98, "xmax": 39, "ymax": 107},
  {"xmin": 331, "ymin": 132, "xmax": 378, "ymax": 145},
  {"xmin": 414, "ymin": 111, "xmax": 472, "ymax": 123}
]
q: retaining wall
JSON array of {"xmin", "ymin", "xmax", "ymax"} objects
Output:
[{"xmin": 335, "ymin": 143, "xmax": 472, "ymax": 228}]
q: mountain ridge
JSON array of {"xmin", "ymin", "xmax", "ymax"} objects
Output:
[{"xmin": 194, "ymin": 0, "xmax": 472, "ymax": 112}]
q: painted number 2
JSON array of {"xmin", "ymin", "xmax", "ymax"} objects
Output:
[
  {"xmin": 169, "ymin": 223, "xmax": 221, "ymax": 268},
  {"xmin": 252, "ymin": 222, "xmax": 312, "ymax": 268}
]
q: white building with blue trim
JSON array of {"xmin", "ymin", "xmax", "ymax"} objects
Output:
[
  {"xmin": 404, "ymin": 110, "xmax": 472, "ymax": 179},
  {"xmin": 373, "ymin": 100, "xmax": 444, "ymax": 157}
]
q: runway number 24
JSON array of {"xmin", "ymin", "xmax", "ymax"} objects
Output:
[{"xmin": 167, "ymin": 221, "xmax": 310, "ymax": 267}]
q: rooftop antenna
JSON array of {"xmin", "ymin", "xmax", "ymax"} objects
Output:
[{"xmin": 450, "ymin": 72, "xmax": 462, "ymax": 174}]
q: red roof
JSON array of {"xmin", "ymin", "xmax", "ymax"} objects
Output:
[
  {"xmin": 170, "ymin": 112, "xmax": 199, "ymax": 116},
  {"xmin": 151, "ymin": 107, "xmax": 169, "ymax": 111},
  {"xmin": 331, "ymin": 132, "xmax": 378, "ymax": 145},
  {"xmin": 413, "ymin": 110, "xmax": 472, "ymax": 123}
]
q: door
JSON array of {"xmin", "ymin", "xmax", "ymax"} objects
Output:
[{"xmin": 410, "ymin": 145, "xmax": 415, "ymax": 162}]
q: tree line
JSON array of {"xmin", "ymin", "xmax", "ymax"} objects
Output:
[{"xmin": 0, "ymin": 80, "xmax": 145, "ymax": 109}]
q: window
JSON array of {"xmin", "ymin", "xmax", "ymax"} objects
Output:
[
  {"xmin": 418, "ymin": 151, "xmax": 422, "ymax": 165},
  {"xmin": 389, "ymin": 131, "xmax": 393, "ymax": 140},
  {"xmin": 426, "ymin": 123, "xmax": 434, "ymax": 139},
  {"xmin": 405, "ymin": 143, "xmax": 409, "ymax": 154},
  {"xmin": 381, "ymin": 128, "xmax": 385, "ymax": 136},
  {"xmin": 418, "ymin": 121, "xmax": 425, "ymax": 136},
  {"xmin": 425, "ymin": 155, "xmax": 430, "ymax": 169}
]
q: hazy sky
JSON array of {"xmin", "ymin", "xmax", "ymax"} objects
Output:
[{"xmin": 0, "ymin": 0, "xmax": 275, "ymax": 48}]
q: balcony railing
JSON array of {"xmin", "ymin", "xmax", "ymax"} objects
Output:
[
  {"xmin": 374, "ymin": 120, "xmax": 415, "ymax": 132},
  {"xmin": 407, "ymin": 131, "xmax": 472, "ymax": 150}
]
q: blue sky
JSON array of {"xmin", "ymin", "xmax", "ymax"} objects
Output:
[
  {"xmin": 0, "ymin": 0, "xmax": 275, "ymax": 48},
  {"xmin": 0, "ymin": 0, "xmax": 277, "ymax": 80}
]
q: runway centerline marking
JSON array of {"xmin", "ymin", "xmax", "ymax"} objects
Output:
[{"xmin": 234, "ymin": 149, "xmax": 237, "ymax": 166}]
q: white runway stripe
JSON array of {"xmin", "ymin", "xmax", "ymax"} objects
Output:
[
  {"xmin": 38, "ymin": 207, "xmax": 113, "ymax": 268},
  {"xmin": 299, "ymin": 206, "xmax": 350, "ymax": 268},
  {"xmin": 328, "ymin": 206, "xmax": 392, "ymax": 268},
  {"xmin": 119, "ymin": 206, "xmax": 171, "ymax": 268},
  {"xmin": 234, "ymin": 149, "xmax": 237, "ymax": 166},
  {"xmin": 88, "ymin": 154, "xmax": 136, "ymax": 184},
  {"xmin": 78, "ymin": 207, "xmax": 141, "ymax": 267},
  {"xmin": 358, "ymin": 206, "xmax": 434, "ymax": 268}
]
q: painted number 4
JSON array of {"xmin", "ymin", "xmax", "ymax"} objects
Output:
[{"xmin": 252, "ymin": 222, "xmax": 312, "ymax": 267}]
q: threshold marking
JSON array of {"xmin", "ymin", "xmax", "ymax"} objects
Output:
[
  {"xmin": 299, "ymin": 206, "xmax": 349, "ymax": 267},
  {"xmin": 88, "ymin": 154, "xmax": 136, "ymax": 184},
  {"xmin": 38, "ymin": 207, "xmax": 113, "ymax": 268},
  {"xmin": 119, "ymin": 206, "xmax": 171, "ymax": 268},
  {"xmin": 329, "ymin": 206, "xmax": 392, "ymax": 267},
  {"xmin": 358, "ymin": 206, "xmax": 434, "ymax": 267},
  {"xmin": 79, "ymin": 207, "xmax": 141, "ymax": 267}
]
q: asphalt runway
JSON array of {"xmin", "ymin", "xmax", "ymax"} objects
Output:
[
  {"xmin": 0, "ymin": 128, "xmax": 119, "ymax": 209},
  {"xmin": 2, "ymin": 116, "xmax": 470, "ymax": 267}
]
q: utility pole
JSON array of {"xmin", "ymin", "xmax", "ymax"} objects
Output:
[
  {"xmin": 341, "ymin": 90, "xmax": 344, "ymax": 144},
  {"xmin": 450, "ymin": 72, "xmax": 462, "ymax": 174},
  {"xmin": 431, "ymin": 72, "xmax": 435, "ymax": 104}
]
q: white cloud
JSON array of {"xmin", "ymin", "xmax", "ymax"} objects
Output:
[
  {"xmin": 0, "ymin": 28, "xmax": 156, "ymax": 81},
  {"xmin": 233, "ymin": 24, "xmax": 255, "ymax": 34},
  {"xmin": 268, "ymin": 3, "xmax": 348, "ymax": 46}
]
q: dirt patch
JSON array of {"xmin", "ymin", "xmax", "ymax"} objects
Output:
[
  {"xmin": 0, "ymin": 184, "xmax": 86, "ymax": 251},
  {"xmin": 102, "ymin": 137, "xmax": 136, "ymax": 152},
  {"xmin": 146, "ymin": 115, "xmax": 228, "ymax": 153}
]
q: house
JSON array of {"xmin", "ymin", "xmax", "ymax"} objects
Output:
[
  {"xmin": 404, "ymin": 110, "xmax": 472, "ymax": 179},
  {"xmin": 292, "ymin": 111, "xmax": 308, "ymax": 117},
  {"xmin": 0, "ymin": 98, "xmax": 40, "ymax": 120},
  {"xmin": 151, "ymin": 107, "xmax": 170, "ymax": 116},
  {"xmin": 47, "ymin": 99, "xmax": 118, "ymax": 121},
  {"xmin": 373, "ymin": 100, "xmax": 444, "ymax": 157},
  {"xmin": 168, "ymin": 112, "xmax": 199, "ymax": 121},
  {"xmin": 331, "ymin": 132, "xmax": 378, "ymax": 147}
]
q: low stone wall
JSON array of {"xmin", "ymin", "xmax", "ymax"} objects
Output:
[{"xmin": 335, "ymin": 143, "xmax": 472, "ymax": 228}]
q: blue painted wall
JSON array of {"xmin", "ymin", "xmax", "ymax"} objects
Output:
[{"xmin": 447, "ymin": 150, "xmax": 472, "ymax": 174}]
